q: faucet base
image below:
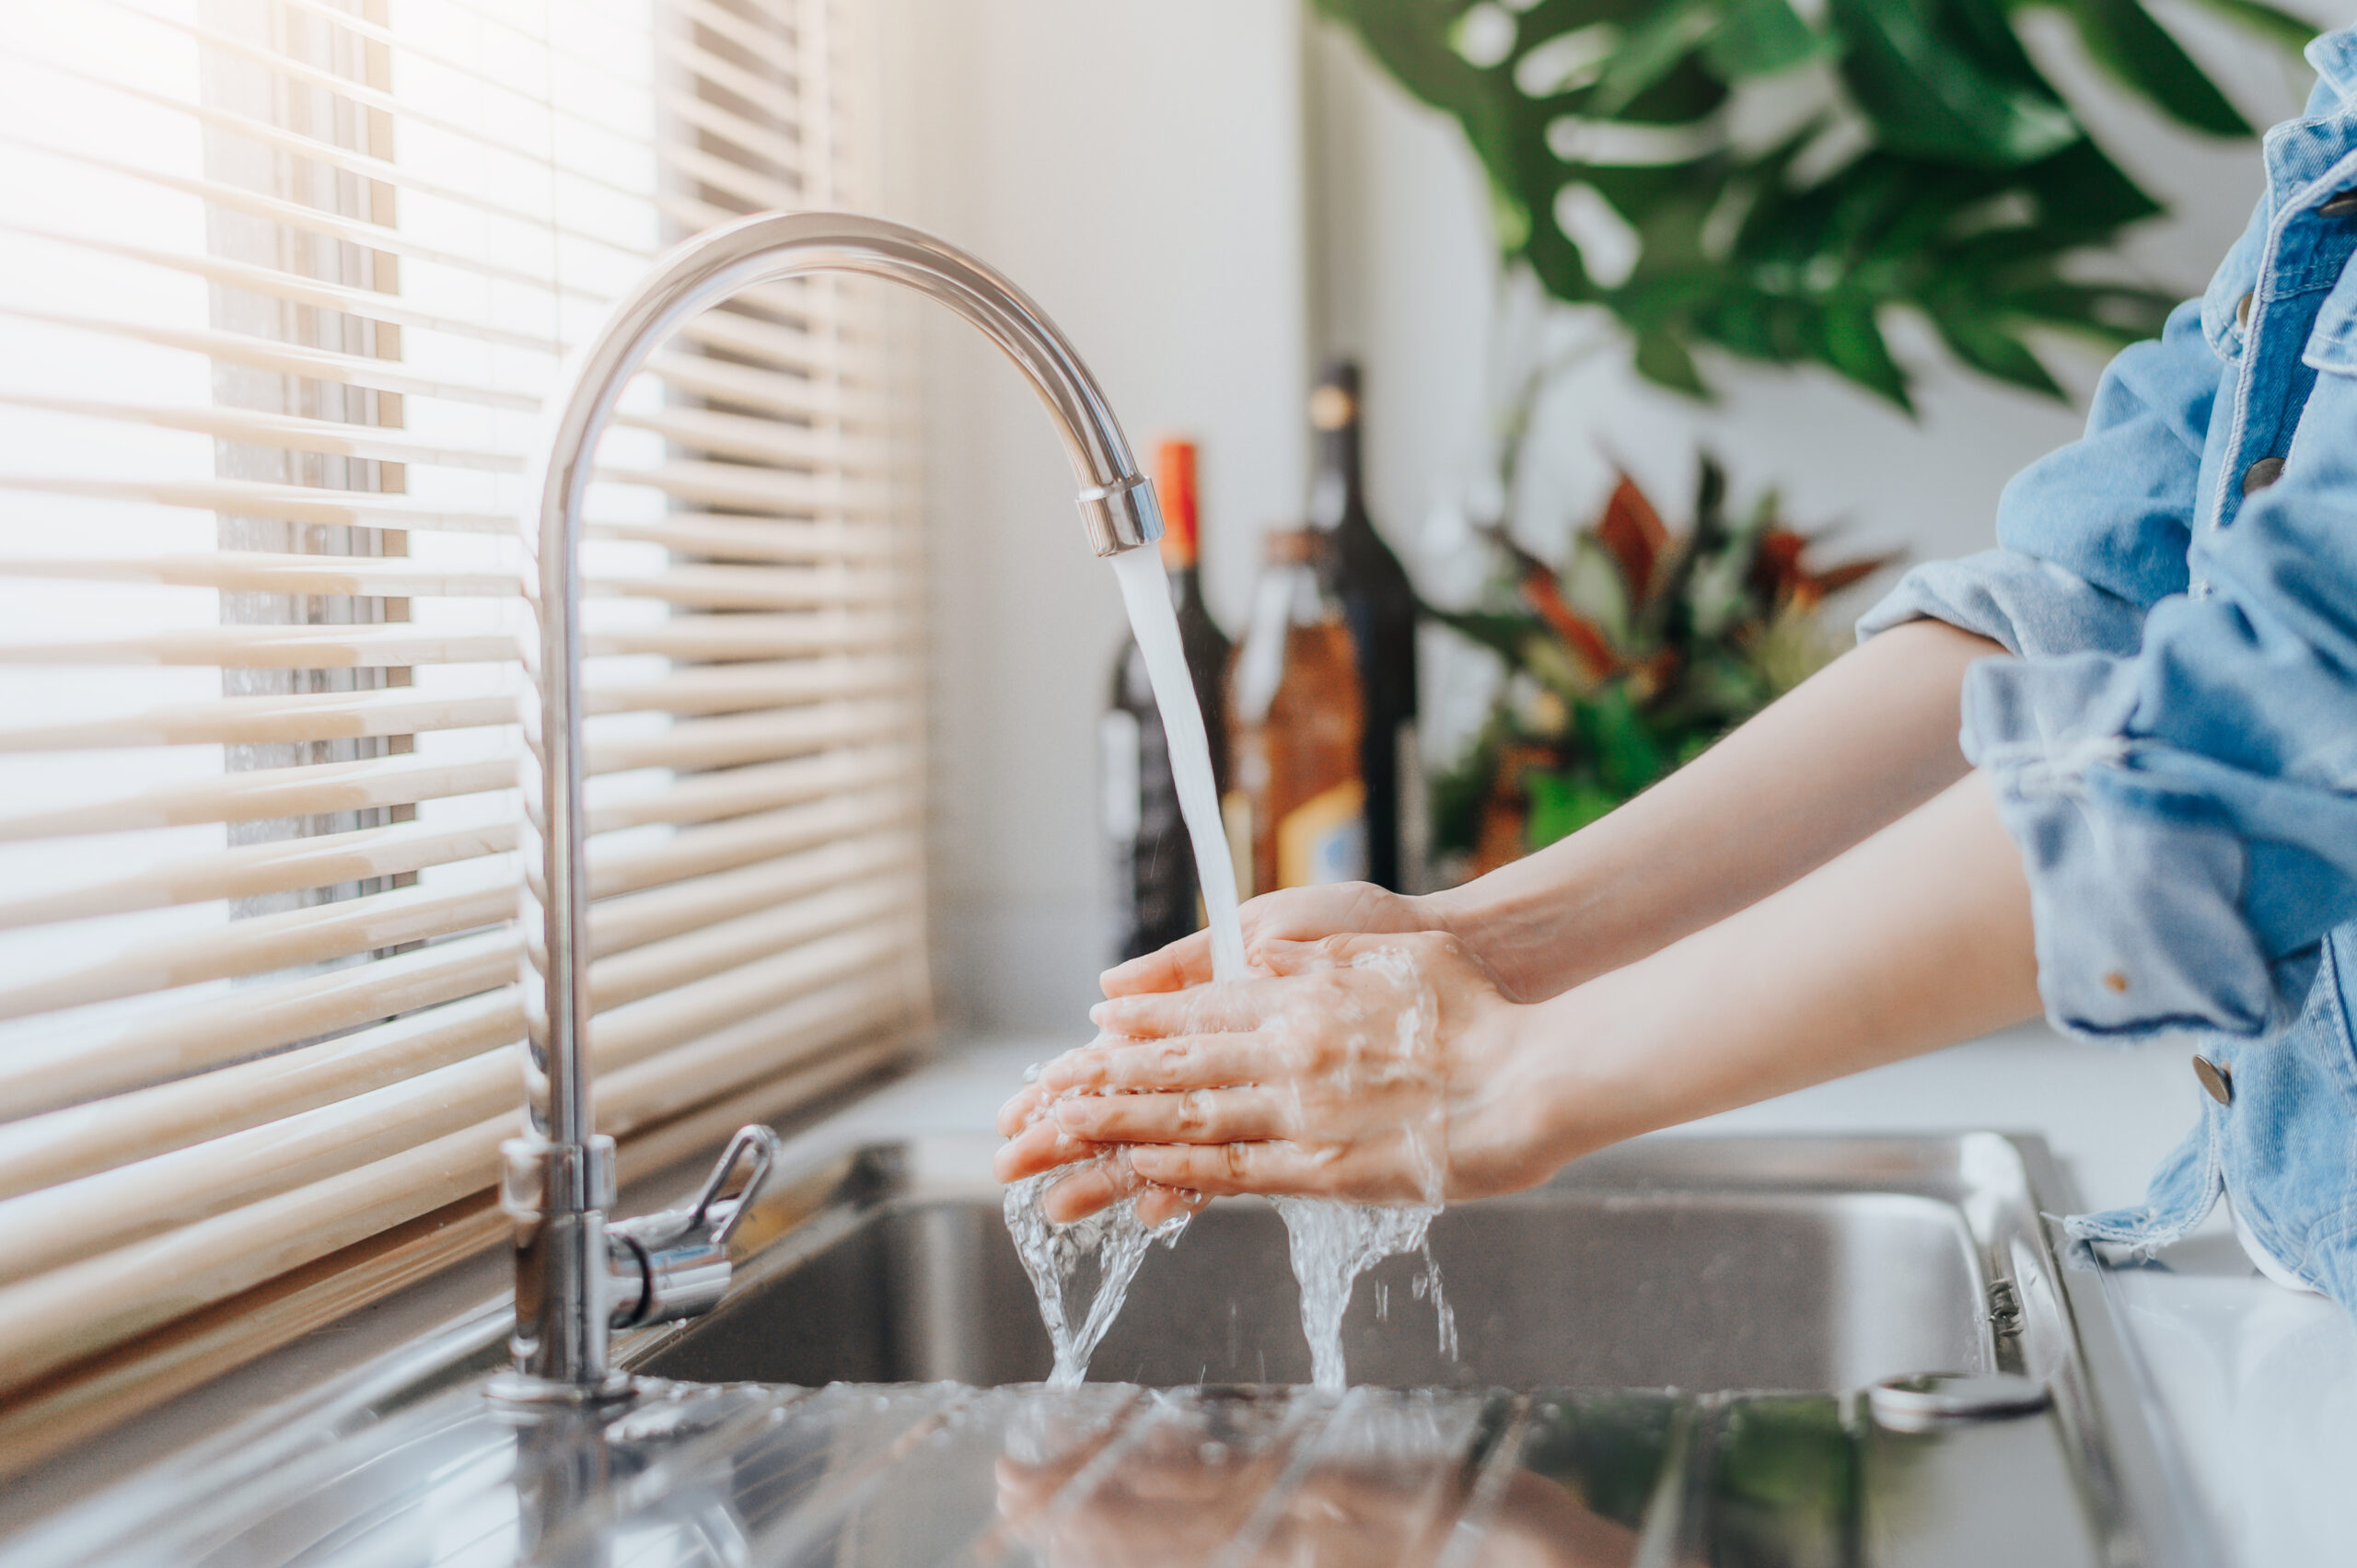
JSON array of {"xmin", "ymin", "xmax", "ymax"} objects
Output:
[{"xmin": 484, "ymin": 1370, "xmax": 641, "ymax": 1411}]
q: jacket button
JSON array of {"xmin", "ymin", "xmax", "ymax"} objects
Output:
[
  {"xmin": 2236, "ymin": 291, "xmax": 2254, "ymax": 330},
  {"xmin": 2194, "ymin": 1055, "xmax": 2233, "ymax": 1105},
  {"xmin": 2243, "ymin": 456, "xmax": 2286, "ymax": 494},
  {"xmin": 2322, "ymin": 190, "xmax": 2357, "ymax": 217}
]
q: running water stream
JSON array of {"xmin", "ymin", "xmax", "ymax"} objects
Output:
[{"xmin": 1005, "ymin": 545, "xmax": 1448, "ymax": 1389}]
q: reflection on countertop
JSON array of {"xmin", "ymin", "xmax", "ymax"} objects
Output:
[{"xmin": 830, "ymin": 1028, "xmax": 2357, "ymax": 1568}]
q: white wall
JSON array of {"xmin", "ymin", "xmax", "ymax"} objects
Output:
[
  {"xmin": 873, "ymin": 3, "xmax": 1310, "ymax": 1036},
  {"xmin": 872, "ymin": 1, "xmax": 2334, "ymax": 1038},
  {"xmin": 1303, "ymin": 5, "xmax": 2336, "ymax": 768}
]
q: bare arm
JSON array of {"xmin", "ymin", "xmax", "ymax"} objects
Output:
[
  {"xmin": 1003, "ymin": 773, "xmax": 2040, "ymax": 1209},
  {"xmin": 1102, "ymin": 619, "xmax": 2003, "ymax": 1003},
  {"xmin": 1430, "ymin": 619, "xmax": 2004, "ymax": 1000}
]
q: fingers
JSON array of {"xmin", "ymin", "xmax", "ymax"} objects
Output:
[
  {"xmin": 1051, "ymin": 1086, "xmax": 1291, "ymax": 1144},
  {"xmin": 1089, "ymin": 981, "xmax": 1271, "ymax": 1041},
  {"xmin": 1100, "ymin": 930, "xmax": 1213, "ymax": 998},
  {"xmin": 1039, "ymin": 1034, "xmax": 1270, "ymax": 1096},
  {"xmin": 1038, "ymin": 1160, "xmax": 1129, "ymax": 1223},
  {"xmin": 1133, "ymin": 1183, "xmax": 1209, "ymax": 1227},
  {"xmin": 1126, "ymin": 1141, "xmax": 1335, "ymax": 1197},
  {"xmin": 1257, "ymin": 929, "xmax": 1461, "ymax": 978},
  {"xmin": 1034, "ymin": 1159, "xmax": 1205, "ymax": 1226},
  {"xmin": 993, "ymin": 1117, "xmax": 1109, "ymax": 1184},
  {"xmin": 996, "ymin": 1079, "xmax": 1055, "ymax": 1138},
  {"xmin": 1098, "ymin": 885, "xmax": 1420, "ymax": 1000}
]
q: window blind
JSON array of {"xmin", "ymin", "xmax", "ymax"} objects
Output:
[{"xmin": 0, "ymin": 0, "xmax": 926, "ymax": 1410}]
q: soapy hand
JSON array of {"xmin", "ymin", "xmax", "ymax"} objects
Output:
[
  {"xmin": 994, "ymin": 931, "xmax": 1542, "ymax": 1218},
  {"xmin": 1098, "ymin": 882, "xmax": 1439, "ymax": 998}
]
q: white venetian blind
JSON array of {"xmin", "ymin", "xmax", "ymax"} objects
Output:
[{"xmin": 0, "ymin": 0, "xmax": 926, "ymax": 1404}]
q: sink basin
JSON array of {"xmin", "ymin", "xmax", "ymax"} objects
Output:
[
  {"xmin": 627, "ymin": 1137, "xmax": 1994, "ymax": 1391},
  {"xmin": 0, "ymin": 1132, "xmax": 2210, "ymax": 1568}
]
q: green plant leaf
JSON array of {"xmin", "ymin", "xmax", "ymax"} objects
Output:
[
  {"xmin": 1315, "ymin": 0, "xmax": 2293, "ymax": 405},
  {"xmin": 1830, "ymin": 0, "xmax": 2081, "ymax": 167},
  {"xmin": 1525, "ymin": 770, "xmax": 1623, "ymax": 846},
  {"xmin": 1704, "ymin": 0, "xmax": 1832, "ymax": 76},
  {"xmin": 2041, "ymin": 0, "xmax": 2252, "ymax": 134},
  {"xmin": 2171, "ymin": 0, "xmax": 2319, "ymax": 52},
  {"xmin": 1429, "ymin": 606, "xmax": 1546, "ymax": 667},
  {"xmin": 1573, "ymin": 682, "xmax": 1669, "ymax": 793}
]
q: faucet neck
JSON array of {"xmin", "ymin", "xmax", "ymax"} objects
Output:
[{"xmin": 504, "ymin": 211, "xmax": 1161, "ymax": 1396}]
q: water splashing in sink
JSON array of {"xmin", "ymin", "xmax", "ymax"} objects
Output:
[{"xmin": 1006, "ymin": 546, "xmax": 1450, "ymax": 1389}]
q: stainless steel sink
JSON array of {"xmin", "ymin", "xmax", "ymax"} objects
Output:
[
  {"xmin": 624, "ymin": 1137, "xmax": 1994, "ymax": 1392},
  {"xmin": 0, "ymin": 1132, "xmax": 2211, "ymax": 1567}
]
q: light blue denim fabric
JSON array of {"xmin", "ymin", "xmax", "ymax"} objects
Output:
[{"xmin": 1858, "ymin": 30, "xmax": 2357, "ymax": 1305}]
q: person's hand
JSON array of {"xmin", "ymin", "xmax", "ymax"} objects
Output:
[
  {"xmin": 1098, "ymin": 882, "xmax": 1444, "ymax": 999},
  {"xmin": 995, "ymin": 932, "xmax": 1552, "ymax": 1217}
]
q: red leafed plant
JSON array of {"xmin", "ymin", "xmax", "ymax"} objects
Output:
[{"xmin": 1431, "ymin": 457, "xmax": 1891, "ymax": 877}]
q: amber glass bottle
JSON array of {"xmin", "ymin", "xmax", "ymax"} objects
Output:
[
  {"xmin": 1102, "ymin": 439, "xmax": 1233, "ymax": 960},
  {"xmin": 1224, "ymin": 528, "xmax": 1365, "ymax": 898},
  {"xmin": 1307, "ymin": 360, "xmax": 1422, "ymax": 891}
]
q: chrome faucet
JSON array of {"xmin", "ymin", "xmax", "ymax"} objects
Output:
[{"xmin": 498, "ymin": 212, "xmax": 1164, "ymax": 1400}]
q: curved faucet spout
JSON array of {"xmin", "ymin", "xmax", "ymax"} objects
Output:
[{"xmin": 502, "ymin": 212, "xmax": 1163, "ymax": 1396}]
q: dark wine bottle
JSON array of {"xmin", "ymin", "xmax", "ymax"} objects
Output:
[
  {"xmin": 1102, "ymin": 438, "xmax": 1233, "ymax": 961},
  {"xmin": 1306, "ymin": 360, "xmax": 1422, "ymax": 891}
]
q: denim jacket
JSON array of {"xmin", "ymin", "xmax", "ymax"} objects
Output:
[{"xmin": 1858, "ymin": 29, "xmax": 2357, "ymax": 1307}]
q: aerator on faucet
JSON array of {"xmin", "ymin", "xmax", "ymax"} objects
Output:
[{"xmin": 499, "ymin": 212, "xmax": 1164, "ymax": 1400}]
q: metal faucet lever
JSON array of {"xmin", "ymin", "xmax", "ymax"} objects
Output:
[
  {"xmin": 605, "ymin": 1126, "xmax": 779, "ymax": 1331},
  {"xmin": 498, "ymin": 211, "xmax": 1162, "ymax": 1401}
]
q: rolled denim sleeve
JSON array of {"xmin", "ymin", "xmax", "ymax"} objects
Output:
[
  {"xmin": 1858, "ymin": 298, "xmax": 2218, "ymax": 657},
  {"xmin": 1968, "ymin": 363, "xmax": 2357, "ymax": 1040}
]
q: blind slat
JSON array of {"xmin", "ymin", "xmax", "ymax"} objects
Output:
[
  {"xmin": 0, "ymin": 306, "xmax": 542, "ymax": 412},
  {"xmin": 0, "ymin": 221, "xmax": 559, "ymax": 354},
  {"xmin": 591, "ymin": 514, "xmax": 911, "ymax": 563},
  {"xmin": 120, "ymin": 1, "xmax": 660, "ymax": 210},
  {"xmin": 0, "ymin": 132, "xmax": 587, "ymax": 303},
  {"xmin": 0, "ymin": 397, "xmax": 522, "ymax": 475},
  {"xmin": 0, "ymin": 754, "xmax": 514, "ymax": 842},
  {"xmin": 0, "ymin": 981, "xmax": 518, "ymax": 1200},
  {"xmin": 0, "ymin": 0, "xmax": 923, "ymax": 1397},
  {"xmin": 0, "ymin": 882, "xmax": 517, "ymax": 1023},
  {"xmin": 0, "ymin": 921, "xmax": 906, "ymax": 1284},
  {"xmin": 3, "ymin": 828, "xmax": 915, "ymax": 1125},
  {"xmin": 0, "ymin": 819, "xmax": 517, "ymax": 931},
  {"xmin": 0, "ymin": 42, "xmax": 654, "ymax": 263},
  {"xmin": 0, "ymin": 475, "xmax": 511, "ymax": 535},
  {"xmin": 0, "ymin": 1006, "xmax": 909, "ymax": 1398},
  {"xmin": 0, "ymin": 659, "xmax": 906, "ymax": 753},
  {"xmin": 0, "ymin": 624, "xmax": 521, "ymax": 669},
  {"xmin": 0, "ymin": 790, "xmax": 913, "ymax": 1022},
  {"xmin": 654, "ymin": 79, "xmax": 804, "ymax": 175}
]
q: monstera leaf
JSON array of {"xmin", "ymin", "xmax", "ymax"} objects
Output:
[{"xmin": 1314, "ymin": 0, "xmax": 2311, "ymax": 404}]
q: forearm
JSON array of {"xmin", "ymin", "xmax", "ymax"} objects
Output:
[
  {"xmin": 1429, "ymin": 619, "xmax": 2003, "ymax": 999},
  {"xmin": 1504, "ymin": 772, "xmax": 2040, "ymax": 1175}
]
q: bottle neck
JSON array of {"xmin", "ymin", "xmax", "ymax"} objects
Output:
[
  {"xmin": 1164, "ymin": 561, "xmax": 1200, "ymax": 611},
  {"xmin": 1309, "ymin": 424, "xmax": 1364, "ymax": 532}
]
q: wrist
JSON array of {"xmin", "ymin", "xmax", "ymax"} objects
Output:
[{"xmin": 1511, "ymin": 966, "xmax": 1674, "ymax": 1178}]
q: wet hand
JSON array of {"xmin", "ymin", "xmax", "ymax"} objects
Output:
[
  {"xmin": 1097, "ymin": 882, "xmax": 1437, "ymax": 999},
  {"xmin": 995, "ymin": 932, "xmax": 1544, "ymax": 1213}
]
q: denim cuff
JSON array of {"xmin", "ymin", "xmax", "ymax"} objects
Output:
[
  {"xmin": 1855, "ymin": 550, "xmax": 2147, "ymax": 660},
  {"xmin": 1962, "ymin": 655, "xmax": 2280, "ymax": 1040}
]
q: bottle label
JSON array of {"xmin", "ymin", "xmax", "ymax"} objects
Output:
[
  {"xmin": 1277, "ymin": 780, "xmax": 1367, "ymax": 889},
  {"xmin": 1099, "ymin": 710, "xmax": 1141, "ymax": 841}
]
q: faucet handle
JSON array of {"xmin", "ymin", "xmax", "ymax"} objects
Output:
[
  {"xmin": 683, "ymin": 1124, "xmax": 780, "ymax": 1248},
  {"xmin": 606, "ymin": 1125, "xmax": 781, "ymax": 1330}
]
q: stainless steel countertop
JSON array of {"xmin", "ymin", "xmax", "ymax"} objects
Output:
[{"xmin": 825, "ymin": 1028, "xmax": 2354, "ymax": 1568}]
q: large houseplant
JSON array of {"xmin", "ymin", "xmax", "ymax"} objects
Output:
[{"xmin": 1315, "ymin": 0, "xmax": 2311, "ymax": 405}]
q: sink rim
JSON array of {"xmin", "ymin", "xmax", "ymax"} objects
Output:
[{"xmin": 0, "ymin": 1130, "xmax": 2217, "ymax": 1568}]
